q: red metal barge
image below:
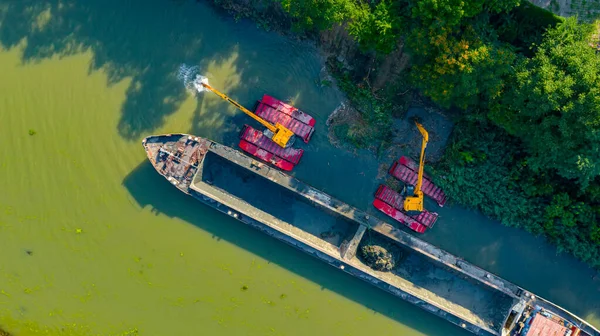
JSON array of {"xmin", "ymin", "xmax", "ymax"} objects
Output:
[
  {"xmin": 390, "ymin": 156, "xmax": 447, "ymax": 207},
  {"xmin": 238, "ymin": 125, "xmax": 304, "ymax": 172},
  {"xmin": 373, "ymin": 185, "xmax": 438, "ymax": 233},
  {"xmin": 237, "ymin": 95, "xmax": 316, "ymax": 171},
  {"xmin": 373, "ymin": 156, "xmax": 447, "ymax": 233},
  {"xmin": 254, "ymin": 94, "xmax": 316, "ymax": 143}
]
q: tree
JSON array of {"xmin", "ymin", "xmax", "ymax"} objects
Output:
[
  {"xmin": 277, "ymin": 0, "xmax": 355, "ymax": 31},
  {"xmin": 410, "ymin": 0, "xmax": 520, "ymax": 27},
  {"xmin": 277, "ymin": 0, "xmax": 402, "ymax": 54},
  {"xmin": 408, "ymin": 25, "xmax": 516, "ymax": 108},
  {"xmin": 489, "ymin": 18, "xmax": 600, "ymax": 189},
  {"xmin": 347, "ymin": 0, "xmax": 403, "ymax": 54}
]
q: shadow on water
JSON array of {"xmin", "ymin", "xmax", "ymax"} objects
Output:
[
  {"xmin": 0, "ymin": 0, "xmax": 378, "ymax": 214},
  {"xmin": 122, "ymin": 160, "xmax": 471, "ymax": 336},
  {"xmin": 0, "ymin": 0, "xmax": 308, "ymax": 143},
  {"xmin": 0, "ymin": 0, "xmax": 217, "ymax": 140}
]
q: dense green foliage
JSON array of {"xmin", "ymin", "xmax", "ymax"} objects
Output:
[
  {"xmin": 490, "ymin": 18, "xmax": 600, "ymax": 189},
  {"xmin": 408, "ymin": 24, "xmax": 516, "ymax": 108},
  {"xmin": 493, "ymin": 3, "xmax": 563, "ymax": 55},
  {"xmin": 437, "ymin": 115, "xmax": 600, "ymax": 267},
  {"xmin": 434, "ymin": 116, "xmax": 544, "ymax": 229},
  {"xmin": 404, "ymin": 2, "xmax": 562, "ymax": 109},
  {"xmin": 347, "ymin": 1, "xmax": 403, "ymax": 54},
  {"xmin": 275, "ymin": 0, "xmax": 600, "ymax": 267},
  {"xmin": 435, "ymin": 18, "xmax": 600, "ymax": 267},
  {"xmin": 329, "ymin": 61, "xmax": 394, "ymax": 150},
  {"xmin": 275, "ymin": 0, "xmax": 402, "ymax": 53},
  {"xmin": 410, "ymin": 0, "xmax": 519, "ymax": 27},
  {"xmin": 214, "ymin": 0, "xmax": 600, "ymax": 268},
  {"xmin": 278, "ymin": 0, "xmax": 354, "ymax": 31},
  {"xmin": 405, "ymin": 0, "xmax": 524, "ymax": 108}
]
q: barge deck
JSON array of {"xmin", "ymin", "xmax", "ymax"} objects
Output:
[{"xmin": 142, "ymin": 134, "xmax": 600, "ymax": 336}]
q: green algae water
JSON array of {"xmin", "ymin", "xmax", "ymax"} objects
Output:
[{"xmin": 0, "ymin": 1, "xmax": 599, "ymax": 335}]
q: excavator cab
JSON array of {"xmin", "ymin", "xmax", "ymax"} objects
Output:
[
  {"xmin": 404, "ymin": 191, "xmax": 424, "ymax": 214},
  {"xmin": 268, "ymin": 123, "xmax": 296, "ymax": 148}
]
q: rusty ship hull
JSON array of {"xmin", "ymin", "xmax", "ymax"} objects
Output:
[{"xmin": 142, "ymin": 134, "xmax": 599, "ymax": 336}]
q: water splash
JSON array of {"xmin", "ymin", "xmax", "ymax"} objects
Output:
[{"xmin": 177, "ymin": 64, "xmax": 209, "ymax": 95}]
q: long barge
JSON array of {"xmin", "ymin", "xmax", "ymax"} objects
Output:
[{"xmin": 142, "ymin": 134, "xmax": 600, "ymax": 336}]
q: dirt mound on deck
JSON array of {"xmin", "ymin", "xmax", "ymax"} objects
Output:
[{"xmin": 360, "ymin": 245, "xmax": 398, "ymax": 272}]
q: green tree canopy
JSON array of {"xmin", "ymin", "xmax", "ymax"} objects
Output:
[
  {"xmin": 410, "ymin": 0, "xmax": 520, "ymax": 27},
  {"xmin": 276, "ymin": 0, "xmax": 402, "ymax": 53},
  {"xmin": 408, "ymin": 25, "xmax": 516, "ymax": 108},
  {"xmin": 489, "ymin": 17, "xmax": 600, "ymax": 188},
  {"xmin": 348, "ymin": 0, "xmax": 403, "ymax": 54},
  {"xmin": 278, "ymin": 0, "xmax": 355, "ymax": 31}
]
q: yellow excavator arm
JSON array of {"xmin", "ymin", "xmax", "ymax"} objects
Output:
[
  {"xmin": 403, "ymin": 121, "xmax": 429, "ymax": 213},
  {"xmin": 200, "ymin": 83, "xmax": 294, "ymax": 148}
]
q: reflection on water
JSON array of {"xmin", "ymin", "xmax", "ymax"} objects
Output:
[{"xmin": 0, "ymin": 0, "xmax": 598, "ymax": 335}]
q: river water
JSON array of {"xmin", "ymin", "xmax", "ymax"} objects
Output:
[{"xmin": 0, "ymin": 1, "xmax": 598, "ymax": 335}]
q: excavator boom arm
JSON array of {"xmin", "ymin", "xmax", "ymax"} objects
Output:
[
  {"xmin": 201, "ymin": 83, "xmax": 277, "ymax": 133},
  {"xmin": 403, "ymin": 121, "xmax": 429, "ymax": 213},
  {"xmin": 415, "ymin": 122, "xmax": 428, "ymax": 194}
]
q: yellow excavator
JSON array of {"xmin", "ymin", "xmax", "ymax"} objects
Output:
[
  {"xmin": 199, "ymin": 82, "xmax": 295, "ymax": 148},
  {"xmin": 403, "ymin": 121, "xmax": 429, "ymax": 213}
]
